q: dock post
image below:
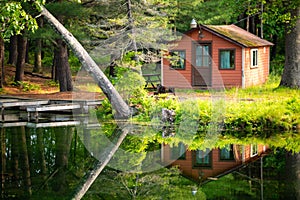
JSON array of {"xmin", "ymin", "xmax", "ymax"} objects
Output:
[{"xmin": 1, "ymin": 106, "xmax": 4, "ymax": 122}]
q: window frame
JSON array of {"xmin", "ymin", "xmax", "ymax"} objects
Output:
[
  {"xmin": 250, "ymin": 49, "xmax": 258, "ymax": 68},
  {"xmin": 219, "ymin": 49, "xmax": 236, "ymax": 70},
  {"xmin": 170, "ymin": 142, "xmax": 186, "ymax": 160},
  {"xmin": 192, "ymin": 149, "xmax": 212, "ymax": 168},
  {"xmin": 194, "ymin": 43, "xmax": 211, "ymax": 68},
  {"xmin": 251, "ymin": 144, "xmax": 258, "ymax": 157},
  {"xmin": 169, "ymin": 50, "xmax": 186, "ymax": 70},
  {"xmin": 219, "ymin": 144, "xmax": 235, "ymax": 161}
]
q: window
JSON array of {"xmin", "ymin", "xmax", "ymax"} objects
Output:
[
  {"xmin": 170, "ymin": 142, "xmax": 186, "ymax": 160},
  {"xmin": 170, "ymin": 50, "xmax": 186, "ymax": 69},
  {"xmin": 193, "ymin": 148, "xmax": 212, "ymax": 167},
  {"xmin": 251, "ymin": 144, "xmax": 258, "ymax": 157},
  {"xmin": 195, "ymin": 45, "xmax": 210, "ymax": 67},
  {"xmin": 251, "ymin": 49, "xmax": 258, "ymax": 68},
  {"xmin": 219, "ymin": 49, "xmax": 235, "ymax": 69},
  {"xmin": 220, "ymin": 144, "xmax": 235, "ymax": 160}
]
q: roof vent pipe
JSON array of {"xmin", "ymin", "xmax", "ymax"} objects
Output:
[{"xmin": 190, "ymin": 19, "xmax": 197, "ymax": 29}]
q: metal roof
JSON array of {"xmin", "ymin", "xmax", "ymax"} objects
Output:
[{"xmin": 202, "ymin": 24, "xmax": 274, "ymax": 47}]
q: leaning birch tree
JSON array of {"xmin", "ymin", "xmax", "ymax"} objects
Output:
[{"xmin": 40, "ymin": 6, "xmax": 131, "ymax": 119}]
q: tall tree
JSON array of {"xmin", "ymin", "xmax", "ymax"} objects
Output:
[
  {"xmin": 14, "ymin": 34, "xmax": 28, "ymax": 82},
  {"xmin": 47, "ymin": 1, "xmax": 74, "ymax": 91},
  {"xmin": 33, "ymin": 17, "xmax": 44, "ymax": 73},
  {"xmin": 18, "ymin": 127, "xmax": 32, "ymax": 196},
  {"xmin": 8, "ymin": 35, "xmax": 18, "ymax": 66},
  {"xmin": 280, "ymin": 5, "xmax": 300, "ymax": 88},
  {"xmin": 55, "ymin": 38, "xmax": 73, "ymax": 91},
  {"xmin": 0, "ymin": 38, "xmax": 4, "ymax": 88},
  {"xmin": 0, "ymin": 1, "xmax": 42, "ymax": 87}
]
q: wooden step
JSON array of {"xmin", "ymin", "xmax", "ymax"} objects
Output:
[
  {"xmin": 27, "ymin": 103, "xmax": 82, "ymax": 122},
  {"xmin": 1, "ymin": 100, "xmax": 49, "ymax": 121}
]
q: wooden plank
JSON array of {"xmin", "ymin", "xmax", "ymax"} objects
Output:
[
  {"xmin": 27, "ymin": 121, "xmax": 81, "ymax": 128},
  {"xmin": 0, "ymin": 99, "xmax": 19, "ymax": 103},
  {"xmin": 1, "ymin": 100, "xmax": 49, "ymax": 121},
  {"xmin": 27, "ymin": 103, "xmax": 81, "ymax": 112},
  {"xmin": 0, "ymin": 100, "xmax": 49, "ymax": 108},
  {"xmin": 85, "ymin": 100, "xmax": 102, "ymax": 106},
  {"xmin": 0, "ymin": 122, "xmax": 27, "ymax": 128}
]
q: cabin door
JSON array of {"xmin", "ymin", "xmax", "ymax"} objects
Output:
[{"xmin": 192, "ymin": 43, "xmax": 212, "ymax": 87}]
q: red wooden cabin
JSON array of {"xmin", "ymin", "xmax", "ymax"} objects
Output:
[
  {"xmin": 162, "ymin": 24, "xmax": 273, "ymax": 88},
  {"xmin": 161, "ymin": 143, "xmax": 269, "ymax": 182}
]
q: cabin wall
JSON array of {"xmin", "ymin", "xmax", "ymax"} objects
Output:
[
  {"xmin": 162, "ymin": 34, "xmax": 194, "ymax": 88},
  {"xmin": 209, "ymin": 33, "xmax": 243, "ymax": 87},
  {"xmin": 244, "ymin": 46, "xmax": 270, "ymax": 87},
  {"xmin": 162, "ymin": 144, "xmax": 268, "ymax": 182},
  {"xmin": 162, "ymin": 145, "xmax": 243, "ymax": 181},
  {"xmin": 162, "ymin": 28, "xmax": 271, "ymax": 88}
]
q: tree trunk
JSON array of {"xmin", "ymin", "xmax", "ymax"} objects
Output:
[
  {"xmin": 270, "ymin": 34, "xmax": 278, "ymax": 60},
  {"xmin": 73, "ymin": 128, "xmax": 128, "ymax": 199},
  {"xmin": 0, "ymin": 128, "xmax": 6, "ymax": 197},
  {"xmin": 280, "ymin": 7, "xmax": 300, "ymax": 88},
  {"xmin": 33, "ymin": 17, "xmax": 44, "ymax": 73},
  {"xmin": 36, "ymin": 128, "xmax": 47, "ymax": 181},
  {"xmin": 0, "ymin": 37, "xmax": 5, "ymax": 88},
  {"xmin": 15, "ymin": 35, "xmax": 27, "ymax": 82},
  {"xmin": 41, "ymin": 6, "xmax": 131, "ymax": 118},
  {"xmin": 8, "ymin": 35, "xmax": 18, "ymax": 66},
  {"xmin": 53, "ymin": 127, "xmax": 73, "ymax": 193},
  {"xmin": 56, "ymin": 38, "xmax": 73, "ymax": 91},
  {"xmin": 282, "ymin": 151, "xmax": 300, "ymax": 199},
  {"xmin": 11, "ymin": 129, "xmax": 19, "ymax": 182},
  {"xmin": 18, "ymin": 127, "xmax": 32, "ymax": 197},
  {"xmin": 52, "ymin": 48, "xmax": 58, "ymax": 81},
  {"xmin": 25, "ymin": 40, "xmax": 30, "ymax": 64}
]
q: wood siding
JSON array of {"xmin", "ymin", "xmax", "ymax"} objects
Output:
[
  {"xmin": 162, "ymin": 28, "xmax": 270, "ymax": 88},
  {"xmin": 162, "ymin": 144, "xmax": 268, "ymax": 182},
  {"xmin": 244, "ymin": 46, "xmax": 270, "ymax": 87}
]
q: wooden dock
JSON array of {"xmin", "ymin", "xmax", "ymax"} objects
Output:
[{"xmin": 0, "ymin": 97, "xmax": 102, "ymax": 122}]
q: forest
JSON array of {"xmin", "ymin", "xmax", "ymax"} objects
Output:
[
  {"xmin": 0, "ymin": 0, "xmax": 300, "ymax": 199},
  {"xmin": 0, "ymin": 0, "xmax": 300, "ymax": 94}
]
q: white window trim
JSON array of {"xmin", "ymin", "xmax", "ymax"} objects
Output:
[
  {"xmin": 250, "ymin": 144, "xmax": 258, "ymax": 157},
  {"xmin": 251, "ymin": 49, "xmax": 258, "ymax": 68}
]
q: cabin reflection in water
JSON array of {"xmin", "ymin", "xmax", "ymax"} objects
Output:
[{"xmin": 161, "ymin": 143, "xmax": 269, "ymax": 182}]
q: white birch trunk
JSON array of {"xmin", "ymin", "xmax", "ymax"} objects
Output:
[{"xmin": 41, "ymin": 6, "xmax": 131, "ymax": 118}]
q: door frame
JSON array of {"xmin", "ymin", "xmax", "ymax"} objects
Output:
[{"xmin": 191, "ymin": 41, "xmax": 212, "ymax": 87}]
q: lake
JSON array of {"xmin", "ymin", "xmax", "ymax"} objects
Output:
[{"xmin": 0, "ymin": 121, "xmax": 299, "ymax": 199}]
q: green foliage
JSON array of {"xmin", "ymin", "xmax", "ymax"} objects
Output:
[
  {"xmin": 115, "ymin": 70, "xmax": 147, "ymax": 106},
  {"xmin": 44, "ymin": 80, "xmax": 59, "ymax": 87},
  {"xmin": 68, "ymin": 52, "xmax": 81, "ymax": 73},
  {"xmin": 83, "ymin": 167, "xmax": 206, "ymax": 200},
  {"xmin": 0, "ymin": 0, "xmax": 45, "ymax": 39},
  {"xmin": 12, "ymin": 81, "xmax": 41, "ymax": 92},
  {"xmin": 270, "ymin": 55, "xmax": 285, "ymax": 76},
  {"xmin": 202, "ymin": 173, "xmax": 257, "ymax": 199},
  {"xmin": 96, "ymin": 98, "xmax": 114, "ymax": 121}
]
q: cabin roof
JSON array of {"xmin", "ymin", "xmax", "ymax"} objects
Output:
[{"xmin": 201, "ymin": 24, "xmax": 274, "ymax": 47}]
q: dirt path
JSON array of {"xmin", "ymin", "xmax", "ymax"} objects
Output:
[{"xmin": 0, "ymin": 65, "xmax": 103, "ymax": 101}]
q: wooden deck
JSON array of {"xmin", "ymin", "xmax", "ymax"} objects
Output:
[
  {"xmin": 0, "ymin": 97, "xmax": 102, "ymax": 122},
  {"xmin": 0, "ymin": 121, "xmax": 99, "ymax": 128}
]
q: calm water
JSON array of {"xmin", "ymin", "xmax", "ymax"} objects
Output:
[{"xmin": 0, "ymin": 122, "xmax": 299, "ymax": 200}]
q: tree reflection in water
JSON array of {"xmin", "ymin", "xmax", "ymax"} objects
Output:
[{"xmin": 0, "ymin": 123, "xmax": 299, "ymax": 199}]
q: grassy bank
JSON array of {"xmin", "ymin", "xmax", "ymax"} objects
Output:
[
  {"xmin": 95, "ymin": 75, "xmax": 300, "ymax": 152},
  {"xmin": 128, "ymin": 75, "xmax": 300, "ymax": 131}
]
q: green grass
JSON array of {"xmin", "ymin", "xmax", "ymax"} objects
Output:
[{"xmin": 225, "ymin": 75, "xmax": 300, "ymax": 100}]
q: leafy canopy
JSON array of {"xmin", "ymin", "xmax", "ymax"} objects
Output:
[{"xmin": 0, "ymin": 0, "xmax": 45, "ymax": 39}]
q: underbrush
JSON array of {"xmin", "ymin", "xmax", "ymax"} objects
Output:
[{"xmin": 96, "ymin": 73, "xmax": 299, "ymax": 139}]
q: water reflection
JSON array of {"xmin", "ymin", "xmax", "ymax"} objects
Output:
[{"xmin": 0, "ymin": 122, "xmax": 299, "ymax": 199}]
